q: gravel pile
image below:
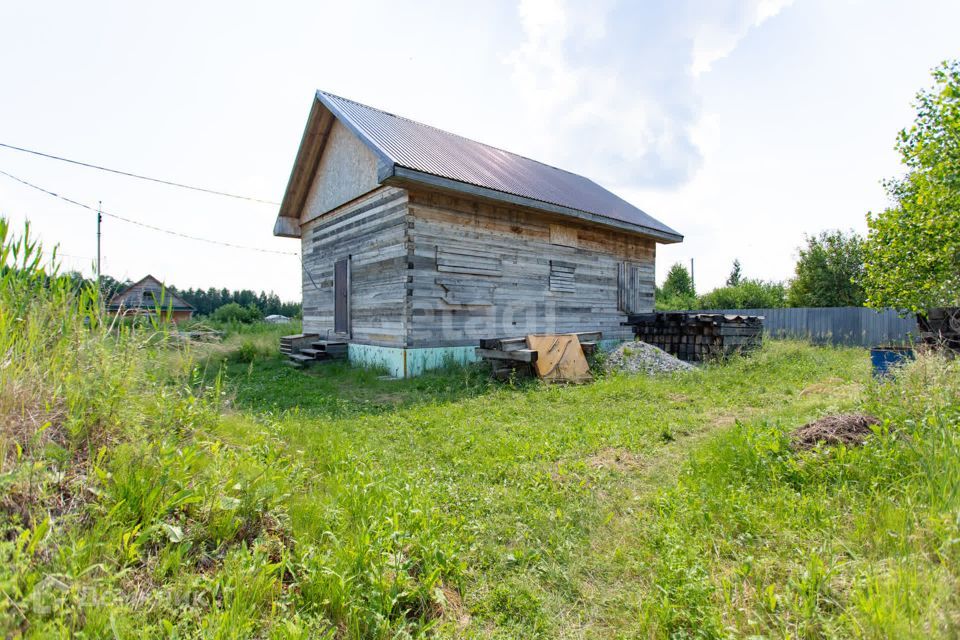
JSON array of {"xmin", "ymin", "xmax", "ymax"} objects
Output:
[{"xmin": 604, "ymin": 340, "xmax": 695, "ymax": 375}]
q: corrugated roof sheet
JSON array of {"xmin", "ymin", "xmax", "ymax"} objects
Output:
[{"xmin": 317, "ymin": 91, "xmax": 681, "ymax": 241}]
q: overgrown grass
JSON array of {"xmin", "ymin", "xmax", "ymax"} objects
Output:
[
  {"xmin": 2, "ymin": 217, "xmax": 959, "ymax": 638},
  {"xmin": 599, "ymin": 352, "xmax": 960, "ymax": 638}
]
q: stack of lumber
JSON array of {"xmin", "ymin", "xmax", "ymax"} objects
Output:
[
  {"xmin": 624, "ymin": 313, "xmax": 763, "ymax": 362},
  {"xmin": 917, "ymin": 308, "xmax": 960, "ymax": 352},
  {"xmin": 280, "ymin": 333, "xmax": 348, "ymax": 367},
  {"xmin": 477, "ymin": 331, "xmax": 601, "ymax": 380}
]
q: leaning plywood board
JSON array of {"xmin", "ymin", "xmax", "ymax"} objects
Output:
[{"xmin": 526, "ymin": 334, "xmax": 593, "ymax": 383}]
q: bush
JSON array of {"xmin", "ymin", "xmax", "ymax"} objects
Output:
[
  {"xmin": 234, "ymin": 340, "xmax": 259, "ymax": 363},
  {"xmin": 656, "ymin": 292, "xmax": 696, "ymax": 311},
  {"xmin": 697, "ymin": 279, "xmax": 787, "ymax": 309},
  {"xmin": 211, "ymin": 302, "xmax": 262, "ymax": 324}
]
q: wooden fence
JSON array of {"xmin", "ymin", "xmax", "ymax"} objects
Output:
[{"xmin": 703, "ymin": 307, "xmax": 917, "ymax": 347}]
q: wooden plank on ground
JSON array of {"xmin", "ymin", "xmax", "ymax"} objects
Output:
[
  {"xmin": 475, "ymin": 348, "xmax": 538, "ymax": 363},
  {"xmin": 526, "ymin": 334, "xmax": 592, "ymax": 383}
]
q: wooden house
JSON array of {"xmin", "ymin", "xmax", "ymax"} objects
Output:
[
  {"xmin": 106, "ymin": 275, "xmax": 194, "ymax": 323},
  {"xmin": 273, "ymin": 91, "xmax": 682, "ymax": 377}
]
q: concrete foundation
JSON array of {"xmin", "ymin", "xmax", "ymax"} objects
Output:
[
  {"xmin": 347, "ymin": 344, "xmax": 480, "ymax": 378},
  {"xmin": 346, "ymin": 339, "xmax": 627, "ymax": 378}
]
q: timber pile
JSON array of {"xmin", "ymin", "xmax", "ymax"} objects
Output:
[
  {"xmin": 624, "ymin": 313, "xmax": 763, "ymax": 362},
  {"xmin": 280, "ymin": 333, "xmax": 348, "ymax": 367},
  {"xmin": 477, "ymin": 331, "xmax": 601, "ymax": 380},
  {"xmin": 917, "ymin": 308, "xmax": 960, "ymax": 352}
]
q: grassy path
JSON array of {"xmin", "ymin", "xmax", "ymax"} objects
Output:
[
  {"xmin": 564, "ymin": 370, "xmax": 866, "ymax": 638},
  {"xmin": 223, "ymin": 341, "xmax": 869, "ymax": 637}
]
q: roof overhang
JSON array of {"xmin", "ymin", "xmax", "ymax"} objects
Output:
[
  {"xmin": 274, "ymin": 92, "xmax": 397, "ymax": 239},
  {"xmin": 274, "ymin": 92, "xmax": 683, "ymax": 245},
  {"xmin": 384, "ymin": 166, "xmax": 683, "ymax": 244}
]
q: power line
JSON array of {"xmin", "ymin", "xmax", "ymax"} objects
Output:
[
  {"xmin": 0, "ymin": 169, "xmax": 298, "ymax": 256},
  {"xmin": 0, "ymin": 141, "xmax": 280, "ymax": 205}
]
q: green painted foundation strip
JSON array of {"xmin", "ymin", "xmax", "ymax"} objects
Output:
[
  {"xmin": 347, "ymin": 340, "xmax": 624, "ymax": 378},
  {"xmin": 347, "ymin": 344, "xmax": 480, "ymax": 378}
]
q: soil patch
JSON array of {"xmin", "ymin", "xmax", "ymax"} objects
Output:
[{"xmin": 792, "ymin": 413, "xmax": 880, "ymax": 450}]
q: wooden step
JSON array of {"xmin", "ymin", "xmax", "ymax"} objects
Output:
[
  {"xmin": 309, "ymin": 341, "xmax": 348, "ymax": 358},
  {"xmin": 288, "ymin": 353, "xmax": 315, "ymax": 364},
  {"xmin": 311, "ymin": 341, "xmax": 348, "ymax": 350},
  {"xmin": 298, "ymin": 348, "xmax": 329, "ymax": 359}
]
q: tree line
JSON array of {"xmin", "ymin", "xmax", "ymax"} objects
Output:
[
  {"xmin": 169, "ymin": 286, "xmax": 300, "ymax": 318},
  {"xmin": 87, "ymin": 273, "xmax": 301, "ymax": 319},
  {"xmin": 657, "ymin": 229, "xmax": 866, "ymax": 310}
]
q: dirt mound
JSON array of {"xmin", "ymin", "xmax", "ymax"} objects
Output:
[
  {"xmin": 604, "ymin": 341, "xmax": 694, "ymax": 375},
  {"xmin": 792, "ymin": 413, "xmax": 881, "ymax": 450}
]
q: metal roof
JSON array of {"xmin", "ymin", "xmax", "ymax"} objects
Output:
[{"xmin": 315, "ymin": 91, "xmax": 682, "ymax": 243}]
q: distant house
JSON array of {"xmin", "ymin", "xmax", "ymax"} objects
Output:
[
  {"xmin": 106, "ymin": 275, "xmax": 193, "ymax": 323},
  {"xmin": 264, "ymin": 314, "xmax": 292, "ymax": 324},
  {"xmin": 273, "ymin": 91, "xmax": 682, "ymax": 376}
]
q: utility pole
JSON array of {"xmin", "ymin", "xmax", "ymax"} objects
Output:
[
  {"xmin": 690, "ymin": 258, "xmax": 695, "ymax": 291},
  {"xmin": 96, "ymin": 201, "xmax": 102, "ymax": 287}
]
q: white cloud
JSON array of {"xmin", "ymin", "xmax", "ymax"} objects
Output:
[
  {"xmin": 507, "ymin": 0, "xmax": 796, "ymax": 189},
  {"xmin": 691, "ymin": 0, "xmax": 795, "ymax": 77}
]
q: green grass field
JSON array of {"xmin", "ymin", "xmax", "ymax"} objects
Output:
[{"xmin": 3, "ymin": 220, "xmax": 960, "ymax": 638}]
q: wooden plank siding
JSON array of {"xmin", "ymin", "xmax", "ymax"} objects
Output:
[
  {"xmin": 300, "ymin": 186, "xmax": 409, "ymax": 346},
  {"xmin": 404, "ymin": 188, "xmax": 655, "ymax": 347},
  {"xmin": 301, "ymin": 185, "xmax": 657, "ymax": 349}
]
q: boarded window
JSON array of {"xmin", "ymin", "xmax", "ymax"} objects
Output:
[
  {"xmin": 334, "ymin": 258, "xmax": 350, "ymax": 334},
  {"xmin": 436, "ymin": 247, "xmax": 502, "ymax": 276},
  {"xmin": 549, "ymin": 260, "xmax": 576, "ymax": 293},
  {"xmin": 549, "ymin": 224, "xmax": 577, "ymax": 248},
  {"xmin": 618, "ymin": 261, "xmax": 650, "ymax": 313}
]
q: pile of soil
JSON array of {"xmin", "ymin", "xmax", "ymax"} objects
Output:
[
  {"xmin": 792, "ymin": 413, "xmax": 881, "ymax": 450},
  {"xmin": 604, "ymin": 340, "xmax": 695, "ymax": 375}
]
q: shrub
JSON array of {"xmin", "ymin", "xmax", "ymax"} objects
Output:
[
  {"xmin": 234, "ymin": 340, "xmax": 259, "ymax": 363},
  {"xmin": 212, "ymin": 301, "xmax": 262, "ymax": 324},
  {"xmin": 697, "ymin": 279, "xmax": 787, "ymax": 309}
]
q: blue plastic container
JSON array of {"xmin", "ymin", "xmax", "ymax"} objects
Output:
[{"xmin": 870, "ymin": 346, "xmax": 915, "ymax": 377}]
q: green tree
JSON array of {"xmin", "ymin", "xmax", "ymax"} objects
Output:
[
  {"xmin": 787, "ymin": 230, "xmax": 866, "ymax": 307},
  {"xmin": 863, "ymin": 60, "xmax": 960, "ymax": 312},
  {"xmin": 656, "ymin": 263, "xmax": 696, "ymax": 310},
  {"xmin": 660, "ymin": 263, "xmax": 696, "ymax": 298},
  {"xmin": 726, "ymin": 259, "xmax": 742, "ymax": 287}
]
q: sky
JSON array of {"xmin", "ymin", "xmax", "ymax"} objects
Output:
[{"xmin": 1, "ymin": 0, "xmax": 957, "ymax": 301}]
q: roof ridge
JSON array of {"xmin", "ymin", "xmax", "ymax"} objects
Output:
[{"xmin": 317, "ymin": 90, "xmax": 588, "ymax": 180}]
